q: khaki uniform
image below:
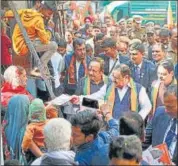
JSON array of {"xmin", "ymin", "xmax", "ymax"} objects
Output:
[
  {"xmin": 119, "ymin": 29, "xmax": 128, "ymax": 36},
  {"xmin": 128, "ymin": 28, "xmax": 146, "ymax": 41}
]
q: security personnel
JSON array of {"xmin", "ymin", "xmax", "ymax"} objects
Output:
[
  {"xmin": 117, "ymin": 18, "xmax": 127, "ymax": 36},
  {"xmin": 128, "ymin": 15, "xmax": 146, "ymax": 41},
  {"xmin": 126, "ymin": 18, "xmax": 133, "ymax": 30}
]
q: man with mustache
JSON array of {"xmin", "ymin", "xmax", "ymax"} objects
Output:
[
  {"xmin": 150, "ymin": 60, "xmax": 176, "ymax": 117},
  {"xmin": 63, "ymin": 38, "xmax": 90, "ymax": 95},
  {"xmin": 71, "ymin": 64, "xmax": 152, "ymax": 120},
  {"xmin": 75, "ymin": 57, "xmax": 110, "ymax": 95}
]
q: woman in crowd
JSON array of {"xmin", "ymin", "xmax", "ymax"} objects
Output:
[
  {"xmin": 1, "ymin": 65, "xmax": 33, "ymax": 108},
  {"xmin": 3, "ymin": 95, "xmax": 30, "ymax": 164},
  {"xmin": 22, "ymin": 98, "xmax": 49, "ymax": 164}
]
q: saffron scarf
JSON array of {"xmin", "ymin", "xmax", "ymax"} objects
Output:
[
  {"xmin": 68, "ymin": 55, "xmax": 88, "ymax": 84},
  {"xmin": 151, "ymin": 78, "xmax": 177, "ymax": 116},
  {"xmin": 83, "ymin": 75, "xmax": 109, "ymax": 95},
  {"xmin": 104, "ymin": 78, "xmax": 138, "ymax": 114},
  {"xmin": 151, "ymin": 81, "xmax": 160, "ymax": 116}
]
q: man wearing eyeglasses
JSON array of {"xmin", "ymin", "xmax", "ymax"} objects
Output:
[
  {"xmin": 149, "ymin": 60, "xmax": 176, "ymax": 118},
  {"xmin": 126, "ymin": 42, "xmax": 157, "ymax": 93},
  {"xmin": 75, "ymin": 57, "xmax": 110, "ymax": 96},
  {"xmin": 71, "ymin": 64, "xmax": 152, "ymax": 120}
]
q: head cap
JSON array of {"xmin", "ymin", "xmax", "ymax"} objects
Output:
[{"xmin": 132, "ymin": 15, "xmax": 143, "ymax": 24}]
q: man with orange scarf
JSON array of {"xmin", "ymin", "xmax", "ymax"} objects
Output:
[
  {"xmin": 64, "ymin": 38, "xmax": 90, "ymax": 95},
  {"xmin": 71, "ymin": 64, "xmax": 152, "ymax": 120}
]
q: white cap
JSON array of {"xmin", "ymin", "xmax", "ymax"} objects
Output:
[{"xmin": 132, "ymin": 15, "xmax": 143, "ymax": 23}]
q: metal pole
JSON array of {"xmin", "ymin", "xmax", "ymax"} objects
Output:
[
  {"xmin": 8, "ymin": 0, "xmax": 55, "ymax": 99},
  {"xmin": 62, "ymin": 3, "xmax": 65, "ymax": 38}
]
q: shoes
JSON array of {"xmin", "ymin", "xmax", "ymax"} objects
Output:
[
  {"xmin": 30, "ymin": 68, "xmax": 42, "ymax": 78},
  {"xmin": 29, "ymin": 67, "xmax": 54, "ymax": 80}
]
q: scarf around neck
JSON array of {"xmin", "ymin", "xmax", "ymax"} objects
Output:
[
  {"xmin": 68, "ymin": 55, "xmax": 88, "ymax": 84},
  {"xmin": 104, "ymin": 78, "xmax": 138, "ymax": 115}
]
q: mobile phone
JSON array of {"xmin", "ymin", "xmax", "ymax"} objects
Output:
[{"xmin": 82, "ymin": 97, "xmax": 99, "ymax": 110}]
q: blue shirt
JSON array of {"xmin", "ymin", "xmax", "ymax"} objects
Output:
[{"xmin": 75, "ymin": 118, "xmax": 119, "ymax": 165}]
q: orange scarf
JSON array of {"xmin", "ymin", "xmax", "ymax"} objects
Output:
[{"xmin": 68, "ymin": 55, "xmax": 88, "ymax": 84}]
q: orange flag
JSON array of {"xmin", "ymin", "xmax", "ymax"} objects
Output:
[{"xmin": 167, "ymin": 1, "xmax": 173, "ymax": 30}]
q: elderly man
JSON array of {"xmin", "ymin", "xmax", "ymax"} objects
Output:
[
  {"xmin": 128, "ymin": 15, "xmax": 146, "ymax": 41},
  {"xmin": 4, "ymin": 2, "xmax": 58, "ymax": 75},
  {"xmin": 127, "ymin": 42, "xmax": 157, "ymax": 92},
  {"xmin": 150, "ymin": 60, "xmax": 176, "ymax": 116},
  {"xmin": 100, "ymin": 37, "xmax": 129, "ymax": 76},
  {"xmin": 32, "ymin": 118, "xmax": 76, "ymax": 165},
  {"xmin": 64, "ymin": 38, "xmax": 90, "ymax": 95},
  {"xmin": 71, "ymin": 64, "xmax": 152, "ymax": 120},
  {"xmin": 75, "ymin": 57, "xmax": 110, "ymax": 95}
]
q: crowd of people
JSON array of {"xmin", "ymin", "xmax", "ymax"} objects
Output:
[{"xmin": 1, "ymin": 0, "xmax": 177, "ymax": 165}]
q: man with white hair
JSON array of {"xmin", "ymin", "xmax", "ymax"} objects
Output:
[{"xmin": 31, "ymin": 118, "xmax": 76, "ymax": 165}]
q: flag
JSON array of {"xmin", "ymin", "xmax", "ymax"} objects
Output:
[{"xmin": 167, "ymin": 1, "xmax": 173, "ymax": 30}]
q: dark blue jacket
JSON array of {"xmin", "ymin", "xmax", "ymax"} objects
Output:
[
  {"xmin": 126, "ymin": 58, "xmax": 157, "ymax": 92},
  {"xmin": 99, "ymin": 53, "xmax": 129, "ymax": 76},
  {"xmin": 145, "ymin": 106, "xmax": 177, "ymax": 165},
  {"xmin": 75, "ymin": 118, "xmax": 119, "ymax": 165},
  {"xmin": 64, "ymin": 53, "xmax": 91, "ymax": 95}
]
